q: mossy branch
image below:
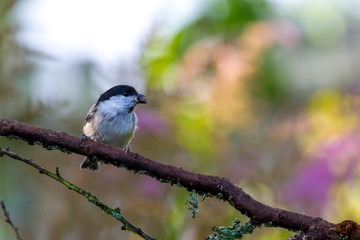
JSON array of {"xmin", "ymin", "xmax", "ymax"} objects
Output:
[
  {"xmin": 0, "ymin": 147, "xmax": 156, "ymax": 240},
  {"xmin": 1, "ymin": 118, "xmax": 360, "ymax": 239}
]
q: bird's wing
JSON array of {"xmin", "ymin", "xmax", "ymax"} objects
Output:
[{"xmin": 85, "ymin": 104, "xmax": 97, "ymax": 123}]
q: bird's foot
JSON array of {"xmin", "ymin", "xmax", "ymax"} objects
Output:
[
  {"xmin": 80, "ymin": 134, "xmax": 91, "ymax": 141},
  {"xmin": 123, "ymin": 146, "xmax": 130, "ymax": 154}
]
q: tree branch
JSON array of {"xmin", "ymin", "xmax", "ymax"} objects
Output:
[
  {"xmin": 1, "ymin": 118, "xmax": 359, "ymax": 239},
  {"xmin": 0, "ymin": 147, "xmax": 155, "ymax": 240},
  {"xmin": 0, "ymin": 200, "xmax": 23, "ymax": 240}
]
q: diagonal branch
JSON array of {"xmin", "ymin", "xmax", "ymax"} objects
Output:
[
  {"xmin": 0, "ymin": 147, "xmax": 156, "ymax": 240},
  {"xmin": 0, "ymin": 200, "xmax": 23, "ymax": 240},
  {"xmin": 1, "ymin": 118, "xmax": 360, "ymax": 239}
]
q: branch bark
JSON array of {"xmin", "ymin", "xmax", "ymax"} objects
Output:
[{"xmin": 1, "ymin": 118, "xmax": 359, "ymax": 239}]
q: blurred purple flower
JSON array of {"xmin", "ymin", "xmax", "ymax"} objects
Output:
[
  {"xmin": 135, "ymin": 109, "xmax": 169, "ymax": 136},
  {"xmin": 284, "ymin": 161, "xmax": 332, "ymax": 215},
  {"xmin": 284, "ymin": 135, "xmax": 360, "ymax": 215},
  {"xmin": 348, "ymin": 81, "xmax": 360, "ymax": 95}
]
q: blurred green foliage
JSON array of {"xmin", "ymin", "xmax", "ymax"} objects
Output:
[
  {"xmin": 175, "ymin": 103, "xmax": 214, "ymax": 159},
  {"xmin": 0, "ymin": 0, "xmax": 35, "ymax": 120},
  {"xmin": 255, "ymin": 47, "xmax": 290, "ymax": 105},
  {"xmin": 143, "ymin": 0, "xmax": 272, "ymax": 90}
]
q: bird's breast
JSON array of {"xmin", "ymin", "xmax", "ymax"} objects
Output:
[
  {"xmin": 101, "ymin": 112, "xmax": 137, "ymax": 147},
  {"xmin": 85, "ymin": 112, "xmax": 138, "ymax": 148}
]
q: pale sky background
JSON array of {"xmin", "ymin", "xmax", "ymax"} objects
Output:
[
  {"xmin": 15, "ymin": 0, "xmax": 201, "ymax": 63},
  {"xmin": 13, "ymin": 0, "xmax": 205, "ymax": 107},
  {"xmin": 13, "ymin": 0, "xmax": 357, "ymax": 64}
]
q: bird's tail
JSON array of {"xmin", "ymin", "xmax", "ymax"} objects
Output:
[{"xmin": 80, "ymin": 157, "xmax": 99, "ymax": 171}]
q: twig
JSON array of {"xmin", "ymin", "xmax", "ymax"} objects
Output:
[
  {"xmin": 0, "ymin": 200, "xmax": 22, "ymax": 240},
  {"xmin": 0, "ymin": 147, "xmax": 156, "ymax": 240}
]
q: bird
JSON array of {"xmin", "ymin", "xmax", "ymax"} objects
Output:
[{"xmin": 80, "ymin": 85, "xmax": 147, "ymax": 170}]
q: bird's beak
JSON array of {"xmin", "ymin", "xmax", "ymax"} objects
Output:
[{"xmin": 135, "ymin": 94, "xmax": 147, "ymax": 104}]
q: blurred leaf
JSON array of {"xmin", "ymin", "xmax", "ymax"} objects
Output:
[
  {"xmin": 254, "ymin": 47, "xmax": 290, "ymax": 105},
  {"xmin": 165, "ymin": 190, "xmax": 190, "ymax": 240},
  {"xmin": 175, "ymin": 103, "xmax": 214, "ymax": 159}
]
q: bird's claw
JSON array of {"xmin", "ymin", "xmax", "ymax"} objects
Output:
[
  {"xmin": 124, "ymin": 146, "xmax": 130, "ymax": 154},
  {"xmin": 80, "ymin": 134, "xmax": 91, "ymax": 141}
]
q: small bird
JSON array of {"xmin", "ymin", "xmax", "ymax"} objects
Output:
[{"xmin": 80, "ymin": 85, "xmax": 147, "ymax": 170}]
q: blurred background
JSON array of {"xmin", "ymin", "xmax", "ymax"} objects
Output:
[{"xmin": 1, "ymin": 0, "xmax": 360, "ymax": 239}]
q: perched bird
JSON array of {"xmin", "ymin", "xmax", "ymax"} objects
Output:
[{"xmin": 80, "ymin": 85, "xmax": 147, "ymax": 170}]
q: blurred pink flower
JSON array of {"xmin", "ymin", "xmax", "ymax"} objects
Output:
[
  {"xmin": 137, "ymin": 176, "xmax": 165, "ymax": 196},
  {"xmin": 228, "ymin": 160, "xmax": 255, "ymax": 183},
  {"xmin": 270, "ymin": 20, "xmax": 301, "ymax": 48},
  {"xmin": 135, "ymin": 109, "xmax": 169, "ymax": 136}
]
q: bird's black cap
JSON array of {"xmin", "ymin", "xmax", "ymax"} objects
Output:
[{"xmin": 97, "ymin": 85, "xmax": 139, "ymax": 103}]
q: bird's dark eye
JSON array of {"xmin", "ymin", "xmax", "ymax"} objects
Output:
[{"xmin": 123, "ymin": 92, "xmax": 129, "ymax": 97}]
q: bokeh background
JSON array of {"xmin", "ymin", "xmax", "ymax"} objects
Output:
[{"xmin": 2, "ymin": 0, "xmax": 360, "ymax": 239}]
